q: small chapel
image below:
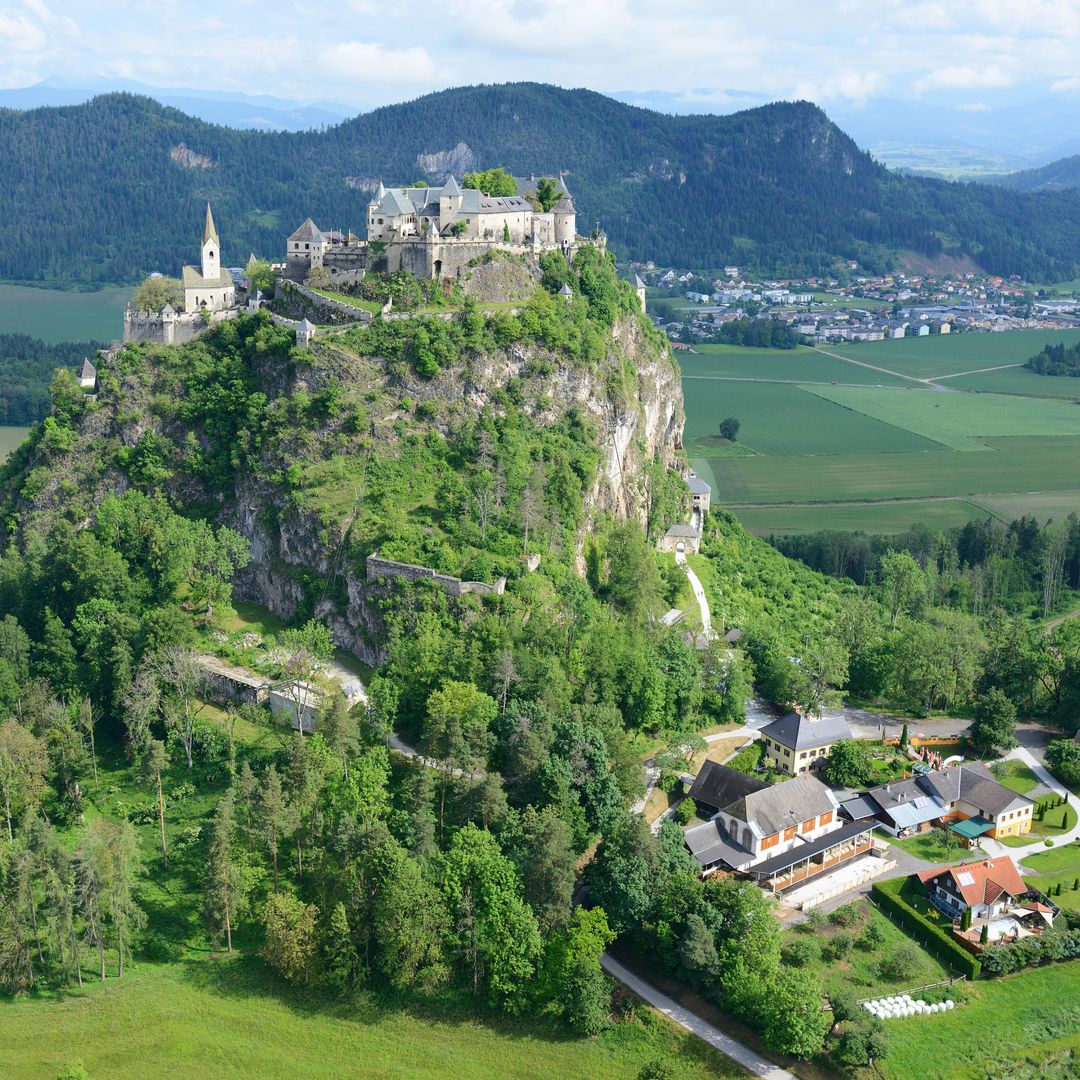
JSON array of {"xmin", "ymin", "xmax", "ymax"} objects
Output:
[{"xmin": 182, "ymin": 204, "xmax": 235, "ymax": 312}]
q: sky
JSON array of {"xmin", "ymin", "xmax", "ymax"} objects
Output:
[{"xmin": 4, "ymin": 0, "xmax": 1080, "ymax": 110}]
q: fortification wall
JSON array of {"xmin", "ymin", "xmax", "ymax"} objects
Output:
[
  {"xmin": 275, "ymin": 279, "xmax": 372, "ymax": 326},
  {"xmin": 365, "ymin": 553, "xmax": 506, "ymax": 597}
]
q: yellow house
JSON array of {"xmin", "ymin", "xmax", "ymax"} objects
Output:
[{"xmin": 760, "ymin": 711, "xmax": 853, "ymax": 776}]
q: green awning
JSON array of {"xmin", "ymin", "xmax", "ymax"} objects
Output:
[{"xmin": 949, "ymin": 817, "xmax": 995, "ymax": 839}]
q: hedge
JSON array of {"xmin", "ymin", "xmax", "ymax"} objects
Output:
[{"xmin": 871, "ymin": 878, "xmax": 982, "ymax": 979}]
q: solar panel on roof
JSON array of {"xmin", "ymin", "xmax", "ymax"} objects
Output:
[{"xmin": 957, "ymin": 872, "xmax": 976, "ymax": 886}]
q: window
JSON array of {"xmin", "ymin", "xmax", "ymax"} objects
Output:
[
  {"xmin": 783, "ymin": 826, "xmax": 796, "ymax": 840},
  {"xmin": 799, "ymin": 752, "xmax": 808, "ymax": 760},
  {"xmin": 761, "ymin": 833, "xmax": 779, "ymax": 850},
  {"xmin": 800, "ymin": 818, "xmax": 814, "ymax": 833},
  {"xmin": 818, "ymin": 812, "xmax": 833, "ymax": 827},
  {"xmin": 784, "ymin": 749, "xmax": 790, "ymax": 757}
]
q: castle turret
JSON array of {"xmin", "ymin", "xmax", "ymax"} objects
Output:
[
  {"xmin": 201, "ymin": 203, "xmax": 221, "ymax": 282},
  {"xmin": 553, "ymin": 190, "xmax": 576, "ymax": 245},
  {"xmin": 439, "ymin": 174, "xmax": 463, "ymax": 225},
  {"xmin": 634, "ymin": 274, "xmax": 647, "ymax": 314}
]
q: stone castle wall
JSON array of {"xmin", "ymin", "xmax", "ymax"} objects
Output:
[
  {"xmin": 124, "ymin": 308, "xmax": 236, "ymax": 345},
  {"xmin": 366, "ymin": 553, "xmax": 506, "ymax": 597},
  {"xmin": 275, "ymin": 279, "xmax": 372, "ymax": 326}
]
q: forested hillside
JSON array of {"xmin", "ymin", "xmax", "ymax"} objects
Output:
[
  {"xmin": 5, "ymin": 84, "xmax": 1080, "ymax": 283},
  {"xmin": 989, "ymin": 154, "xmax": 1080, "ymax": 193},
  {"xmin": 0, "ymin": 335, "xmax": 104, "ymax": 423}
]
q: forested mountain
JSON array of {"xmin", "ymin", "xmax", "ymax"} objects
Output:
[
  {"xmin": 988, "ymin": 155, "xmax": 1080, "ymax": 193},
  {"xmin": 0, "ymin": 334, "xmax": 103, "ymax": 423},
  {"xmin": 6, "ymin": 83, "xmax": 1080, "ymax": 284}
]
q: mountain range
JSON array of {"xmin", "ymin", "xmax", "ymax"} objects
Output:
[{"xmin": 4, "ymin": 82, "xmax": 1080, "ymax": 285}]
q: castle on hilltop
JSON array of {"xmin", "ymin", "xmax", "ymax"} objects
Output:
[
  {"xmin": 182, "ymin": 204, "xmax": 234, "ymax": 312},
  {"xmin": 285, "ymin": 173, "xmax": 579, "ymax": 282}
]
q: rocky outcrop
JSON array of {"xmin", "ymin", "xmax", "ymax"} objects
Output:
[{"xmin": 416, "ymin": 141, "xmax": 476, "ymax": 178}]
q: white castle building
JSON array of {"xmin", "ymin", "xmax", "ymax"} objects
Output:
[{"xmin": 285, "ymin": 173, "xmax": 579, "ymax": 282}]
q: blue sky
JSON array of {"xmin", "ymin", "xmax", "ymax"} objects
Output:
[{"xmin": 3, "ymin": 0, "xmax": 1080, "ymax": 110}]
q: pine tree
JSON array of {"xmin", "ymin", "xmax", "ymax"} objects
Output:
[
  {"xmin": 322, "ymin": 901, "xmax": 355, "ymax": 993},
  {"xmin": 258, "ymin": 765, "xmax": 285, "ymax": 892},
  {"xmin": 205, "ymin": 788, "xmax": 244, "ymax": 952}
]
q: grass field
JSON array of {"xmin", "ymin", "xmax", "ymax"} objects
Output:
[
  {"xmin": 0, "ymin": 959, "xmax": 737, "ymax": 1080},
  {"xmin": 992, "ymin": 760, "xmax": 1040, "ymax": 795},
  {"xmin": 734, "ymin": 499, "xmax": 990, "ymax": 536},
  {"xmin": 681, "ymin": 344, "xmax": 908, "ymax": 385},
  {"xmin": 0, "ymin": 283, "xmax": 131, "ymax": 343},
  {"xmin": 0, "ymin": 426, "xmax": 32, "ymax": 461},
  {"xmin": 683, "ymin": 383, "xmax": 943, "ymax": 458},
  {"xmin": 824, "ymin": 329, "xmax": 1080, "ymax": 379},
  {"xmin": 682, "ymin": 330, "xmax": 1080, "ymax": 535},
  {"xmin": 806, "ymin": 385, "xmax": 1080, "ymax": 449},
  {"xmin": 875, "ymin": 961, "xmax": 1080, "ymax": 1080}
]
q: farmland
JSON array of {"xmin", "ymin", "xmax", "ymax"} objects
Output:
[{"xmin": 680, "ymin": 329, "xmax": 1080, "ymax": 534}]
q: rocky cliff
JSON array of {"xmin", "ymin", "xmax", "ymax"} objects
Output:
[{"xmin": 2, "ymin": 263, "xmax": 685, "ymax": 666}]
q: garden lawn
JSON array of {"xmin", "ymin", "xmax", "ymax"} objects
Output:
[
  {"xmin": 992, "ymin": 760, "xmax": 1040, "ymax": 795},
  {"xmin": 1020, "ymin": 841, "xmax": 1080, "ymax": 911},
  {"xmin": 1028, "ymin": 795, "xmax": 1077, "ymax": 838},
  {"xmin": 783, "ymin": 901, "xmax": 947, "ymax": 1001},
  {"xmin": 886, "ymin": 832, "xmax": 977, "ymax": 865},
  {"xmin": 0, "ymin": 959, "xmax": 739, "ymax": 1080},
  {"xmin": 873, "ymin": 961, "xmax": 1080, "ymax": 1080}
]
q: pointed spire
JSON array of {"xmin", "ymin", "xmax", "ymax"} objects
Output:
[
  {"xmin": 442, "ymin": 174, "xmax": 462, "ymax": 196},
  {"xmin": 203, "ymin": 202, "xmax": 220, "ymax": 246},
  {"xmin": 376, "ymin": 181, "xmax": 386, "ymax": 199}
]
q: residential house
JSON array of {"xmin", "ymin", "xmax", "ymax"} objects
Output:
[
  {"xmin": 840, "ymin": 762, "xmax": 1033, "ymax": 841},
  {"xmin": 759, "ymin": 711, "xmax": 853, "ymax": 776}
]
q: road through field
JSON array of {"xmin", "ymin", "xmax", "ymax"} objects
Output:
[{"xmin": 811, "ymin": 345, "xmax": 932, "ymax": 384}]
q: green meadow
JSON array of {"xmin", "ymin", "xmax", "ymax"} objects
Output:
[
  {"xmin": 0, "ymin": 283, "xmax": 131, "ymax": 343},
  {"xmin": 681, "ymin": 330, "xmax": 1080, "ymax": 534}
]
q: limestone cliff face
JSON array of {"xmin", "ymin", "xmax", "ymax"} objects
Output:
[
  {"xmin": 228, "ymin": 313, "xmax": 684, "ymax": 663},
  {"xmin": 7, "ymin": 306, "xmax": 684, "ymax": 667}
]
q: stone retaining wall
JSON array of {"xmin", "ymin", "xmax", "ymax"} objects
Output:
[{"xmin": 366, "ymin": 553, "xmax": 506, "ymax": 597}]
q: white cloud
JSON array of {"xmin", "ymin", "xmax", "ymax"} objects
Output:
[
  {"xmin": 321, "ymin": 41, "xmax": 436, "ymax": 85},
  {"xmin": 955, "ymin": 101, "xmax": 991, "ymax": 111},
  {"xmin": 1051, "ymin": 76, "xmax": 1080, "ymax": 94},
  {"xmin": 915, "ymin": 65, "xmax": 1016, "ymax": 92}
]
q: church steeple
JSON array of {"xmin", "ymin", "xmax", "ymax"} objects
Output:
[{"xmin": 201, "ymin": 203, "xmax": 221, "ymax": 281}]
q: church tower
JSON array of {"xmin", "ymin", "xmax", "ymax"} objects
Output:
[{"xmin": 201, "ymin": 203, "xmax": 221, "ymax": 281}]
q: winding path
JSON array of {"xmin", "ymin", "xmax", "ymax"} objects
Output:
[
  {"xmin": 600, "ymin": 954, "xmax": 795, "ymax": 1080},
  {"xmin": 675, "ymin": 548, "xmax": 713, "ymax": 638}
]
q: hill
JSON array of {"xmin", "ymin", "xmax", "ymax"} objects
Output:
[
  {"xmin": 5, "ymin": 83, "xmax": 1080, "ymax": 283},
  {"xmin": 988, "ymin": 154, "xmax": 1080, "ymax": 193}
]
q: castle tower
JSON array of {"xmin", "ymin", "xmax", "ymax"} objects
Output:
[
  {"xmin": 201, "ymin": 203, "xmax": 221, "ymax": 281},
  {"xmin": 634, "ymin": 274, "xmax": 647, "ymax": 314},
  {"xmin": 439, "ymin": 175, "xmax": 463, "ymax": 226}
]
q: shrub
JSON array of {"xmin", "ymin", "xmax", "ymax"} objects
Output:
[
  {"xmin": 827, "ymin": 986, "xmax": 860, "ymax": 1024},
  {"xmin": 636, "ymin": 1061, "xmax": 677, "ymax": 1080},
  {"xmin": 859, "ymin": 920, "xmax": 887, "ymax": 949},
  {"xmin": 878, "ymin": 942, "xmax": 922, "ymax": 982},
  {"xmin": 657, "ymin": 770, "xmax": 681, "ymax": 794},
  {"xmin": 827, "ymin": 931, "xmax": 855, "ymax": 961},
  {"xmin": 830, "ymin": 902, "xmax": 864, "ymax": 928},
  {"xmin": 674, "ymin": 798, "xmax": 695, "ymax": 826},
  {"xmin": 782, "ymin": 937, "xmax": 820, "ymax": 967}
]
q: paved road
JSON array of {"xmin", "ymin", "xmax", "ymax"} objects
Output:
[{"xmin": 600, "ymin": 953, "xmax": 796, "ymax": 1080}]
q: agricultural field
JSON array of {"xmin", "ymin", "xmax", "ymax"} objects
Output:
[
  {"xmin": 823, "ymin": 329, "xmax": 1080, "ymax": 380},
  {"xmin": 0, "ymin": 283, "xmax": 131, "ymax": 343},
  {"xmin": 681, "ymin": 330, "xmax": 1080, "ymax": 534}
]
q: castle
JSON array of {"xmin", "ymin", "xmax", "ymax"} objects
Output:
[
  {"xmin": 285, "ymin": 173, "xmax": 578, "ymax": 282},
  {"xmin": 182, "ymin": 203, "xmax": 234, "ymax": 312}
]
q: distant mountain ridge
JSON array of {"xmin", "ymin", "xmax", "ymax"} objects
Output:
[
  {"xmin": 987, "ymin": 155, "xmax": 1080, "ymax": 193},
  {"xmin": 3, "ymin": 82, "xmax": 1080, "ymax": 285}
]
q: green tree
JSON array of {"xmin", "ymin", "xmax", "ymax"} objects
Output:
[
  {"xmin": 1046, "ymin": 738, "xmax": 1080, "ymax": 787},
  {"xmin": 605, "ymin": 522, "xmax": 661, "ymax": 620},
  {"xmin": 823, "ymin": 738, "xmax": 873, "ymax": 787},
  {"xmin": 260, "ymin": 893, "xmax": 318, "ymax": 984},
  {"xmin": 520, "ymin": 805, "xmax": 576, "ymax": 934},
  {"xmin": 0, "ymin": 719, "xmax": 48, "ymax": 841},
  {"xmin": 719, "ymin": 416, "xmax": 740, "ymax": 441},
  {"xmin": 462, "ymin": 167, "xmax": 517, "ymax": 197},
  {"xmin": 759, "ymin": 966, "xmax": 830, "ymax": 1058},
  {"xmin": 322, "ymin": 901, "xmax": 356, "ymax": 993},
  {"xmin": 89, "ymin": 817, "xmax": 145, "ymax": 978},
  {"xmin": 534, "ymin": 176, "xmax": 560, "ymax": 212},
  {"xmin": 246, "ymin": 258, "xmax": 275, "ymax": 295},
  {"xmin": 257, "ymin": 765, "xmax": 289, "ymax": 892},
  {"xmin": 879, "ymin": 549, "xmax": 927, "ymax": 625},
  {"xmin": 131, "ymin": 274, "xmax": 183, "ymax": 313},
  {"xmin": 970, "ymin": 688, "xmax": 1018, "ymax": 755},
  {"xmin": 55, "ymin": 1063, "xmax": 91, "ymax": 1080},
  {"xmin": 205, "ymin": 788, "xmax": 247, "ymax": 952},
  {"xmin": 318, "ymin": 690, "xmax": 359, "ymax": 779},
  {"xmin": 543, "ymin": 907, "xmax": 615, "ymax": 1034},
  {"xmin": 140, "ymin": 738, "xmax": 169, "ymax": 870}
]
